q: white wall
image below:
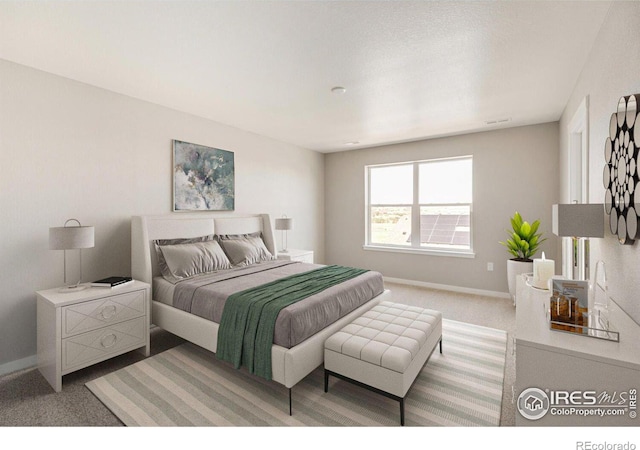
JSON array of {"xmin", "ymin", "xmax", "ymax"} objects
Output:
[
  {"xmin": 559, "ymin": 2, "xmax": 640, "ymax": 324},
  {"xmin": 0, "ymin": 59, "xmax": 325, "ymax": 372},
  {"xmin": 325, "ymin": 123, "xmax": 560, "ymax": 294}
]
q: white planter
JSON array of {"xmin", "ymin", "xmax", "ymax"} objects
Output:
[{"xmin": 507, "ymin": 259, "xmax": 533, "ymax": 306}]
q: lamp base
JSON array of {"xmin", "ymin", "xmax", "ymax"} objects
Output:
[
  {"xmin": 57, "ymin": 284, "xmax": 88, "ymax": 293},
  {"xmin": 280, "ymin": 249, "xmax": 289, "ymax": 253}
]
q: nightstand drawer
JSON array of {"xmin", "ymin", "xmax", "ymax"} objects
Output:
[
  {"xmin": 61, "ymin": 316, "xmax": 147, "ymax": 372},
  {"xmin": 62, "ymin": 289, "xmax": 146, "ymax": 338}
]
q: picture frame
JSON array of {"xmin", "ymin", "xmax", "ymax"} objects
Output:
[{"xmin": 172, "ymin": 140, "xmax": 235, "ymax": 211}]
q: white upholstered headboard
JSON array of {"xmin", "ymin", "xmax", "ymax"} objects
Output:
[{"xmin": 131, "ymin": 214, "xmax": 276, "ymax": 297}]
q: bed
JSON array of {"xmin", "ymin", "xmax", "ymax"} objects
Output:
[{"xmin": 131, "ymin": 213, "xmax": 389, "ymax": 413}]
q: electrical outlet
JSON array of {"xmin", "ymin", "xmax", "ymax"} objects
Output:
[{"xmin": 487, "ymin": 262, "xmax": 494, "ymax": 271}]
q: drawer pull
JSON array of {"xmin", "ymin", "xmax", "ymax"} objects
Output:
[
  {"xmin": 100, "ymin": 305, "xmax": 117, "ymax": 320},
  {"xmin": 100, "ymin": 333, "xmax": 117, "ymax": 348}
]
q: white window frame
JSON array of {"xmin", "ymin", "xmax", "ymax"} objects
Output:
[{"xmin": 364, "ymin": 156, "xmax": 475, "ymax": 258}]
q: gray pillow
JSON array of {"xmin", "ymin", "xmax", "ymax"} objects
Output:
[
  {"xmin": 217, "ymin": 233, "xmax": 275, "ymax": 267},
  {"xmin": 154, "ymin": 234, "xmax": 214, "ymax": 277},
  {"xmin": 154, "ymin": 235, "xmax": 232, "ymax": 283}
]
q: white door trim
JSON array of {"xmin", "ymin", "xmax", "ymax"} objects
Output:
[{"xmin": 565, "ymin": 96, "xmax": 589, "ymax": 279}]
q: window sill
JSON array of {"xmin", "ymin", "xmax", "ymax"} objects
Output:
[{"xmin": 363, "ymin": 245, "xmax": 475, "ymax": 259}]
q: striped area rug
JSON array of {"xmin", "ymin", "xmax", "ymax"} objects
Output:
[{"xmin": 86, "ymin": 319, "xmax": 507, "ymax": 426}]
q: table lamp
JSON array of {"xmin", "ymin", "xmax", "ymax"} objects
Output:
[
  {"xmin": 552, "ymin": 204, "xmax": 604, "ymax": 280},
  {"xmin": 275, "ymin": 215, "xmax": 293, "ymax": 253},
  {"xmin": 49, "ymin": 219, "xmax": 95, "ymax": 292}
]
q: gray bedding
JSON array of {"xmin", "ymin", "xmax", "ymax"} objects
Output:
[{"xmin": 170, "ymin": 260, "xmax": 384, "ymax": 348}]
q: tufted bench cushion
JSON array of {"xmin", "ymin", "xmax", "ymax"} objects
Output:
[{"xmin": 324, "ymin": 301, "xmax": 442, "ymax": 425}]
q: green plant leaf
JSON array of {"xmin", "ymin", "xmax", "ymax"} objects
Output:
[
  {"xmin": 520, "ymin": 221, "xmax": 531, "ymax": 239},
  {"xmin": 530, "ymin": 220, "xmax": 540, "ymax": 236},
  {"xmin": 510, "ymin": 218, "xmax": 519, "ymax": 233},
  {"xmin": 513, "ymin": 212, "xmax": 523, "ymax": 228},
  {"xmin": 512, "ymin": 233, "xmax": 522, "ymax": 246}
]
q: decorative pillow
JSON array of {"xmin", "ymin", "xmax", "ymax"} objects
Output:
[
  {"xmin": 153, "ymin": 234, "xmax": 214, "ymax": 277},
  {"xmin": 153, "ymin": 235, "xmax": 232, "ymax": 282},
  {"xmin": 217, "ymin": 232, "xmax": 275, "ymax": 267}
]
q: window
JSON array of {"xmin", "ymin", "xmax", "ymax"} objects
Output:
[{"xmin": 365, "ymin": 156, "xmax": 473, "ymax": 256}]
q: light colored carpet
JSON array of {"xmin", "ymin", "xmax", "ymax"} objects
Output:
[{"xmin": 86, "ymin": 319, "xmax": 507, "ymax": 426}]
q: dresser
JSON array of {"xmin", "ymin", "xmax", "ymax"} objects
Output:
[
  {"xmin": 37, "ymin": 280, "xmax": 150, "ymax": 392},
  {"xmin": 515, "ymin": 275, "xmax": 640, "ymax": 426}
]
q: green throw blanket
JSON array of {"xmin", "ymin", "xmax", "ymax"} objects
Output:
[{"xmin": 216, "ymin": 265, "xmax": 368, "ymax": 380}]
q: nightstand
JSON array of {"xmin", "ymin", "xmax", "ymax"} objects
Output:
[
  {"xmin": 276, "ymin": 249, "xmax": 314, "ymax": 264},
  {"xmin": 36, "ymin": 280, "xmax": 150, "ymax": 392}
]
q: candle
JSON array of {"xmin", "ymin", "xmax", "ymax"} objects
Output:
[{"xmin": 533, "ymin": 252, "xmax": 555, "ymax": 290}]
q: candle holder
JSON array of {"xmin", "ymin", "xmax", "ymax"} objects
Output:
[{"xmin": 532, "ymin": 252, "xmax": 555, "ymax": 290}]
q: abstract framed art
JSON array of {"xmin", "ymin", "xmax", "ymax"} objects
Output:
[{"xmin": 173, "ymin": 140, "xmax": 235, "ymax": 211}]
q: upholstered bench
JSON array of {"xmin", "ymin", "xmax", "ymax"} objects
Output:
[{"xmin": 323, "ymin": 301, "xmax": 442, "ymax": 426}]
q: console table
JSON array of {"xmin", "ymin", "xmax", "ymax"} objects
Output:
[{"xmin": 515, "ymin": 275, "xmax": 640, "ymax": 426}]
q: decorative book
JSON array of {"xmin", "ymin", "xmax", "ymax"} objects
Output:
[
  {"xmin": 549, "ymin": 279, "xmax": 589, "ymax": 334},
  {"xmin": 548, "ymin": 278, "xmax": 619, "ymax": 342},
  {"xmin": 91, "ymin": 276, "xmax": 133, "ymax": 287}
]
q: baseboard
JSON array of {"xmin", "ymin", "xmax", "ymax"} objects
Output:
[
  {"xmin": 0, "ymin": 354, "xmax": 37, "ymax": 377},
  {"xmin": 383, "ymin": 276, "xmax": 511, "ymax": 299}
]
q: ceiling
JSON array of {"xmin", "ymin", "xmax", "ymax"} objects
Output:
[{"xmin": 0, "ymin": 1, "xmax": 612, "ymax": 153}]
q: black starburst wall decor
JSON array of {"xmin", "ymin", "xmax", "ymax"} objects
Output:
[{"xmin": 604, "ymin": 93, "xmax": 640, "ymax": 245}]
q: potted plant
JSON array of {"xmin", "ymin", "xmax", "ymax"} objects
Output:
[{"xmin": 499, "ymin": 212, "xmax": 545, "ymax": 304}]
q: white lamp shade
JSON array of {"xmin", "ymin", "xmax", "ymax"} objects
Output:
[
  {"xmin": 275, "ymin": 218, "xmax": 294, "ymax": 231},
  {"xmin": 552, "ymin": 204, "xmax": 604, "ymax": 238},
  {"xmin": 49, "ymin": 226, "xmax": 95, "ymax": 250}
]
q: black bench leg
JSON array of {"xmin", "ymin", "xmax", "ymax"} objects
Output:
[
  {"xmin": 439, "ymin": 337, "xmax": 443, "ymax": 354},
  {"xmin": 324, "ymin": 370, "xmax": 329, "ymax": 393},
  {"xmin": 326, "ymin": 368, "xmax": 407, "ymax": 426},
  {"xmin": 289, "ymin": 388, "xmax": 292, "ymax": 416}
]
